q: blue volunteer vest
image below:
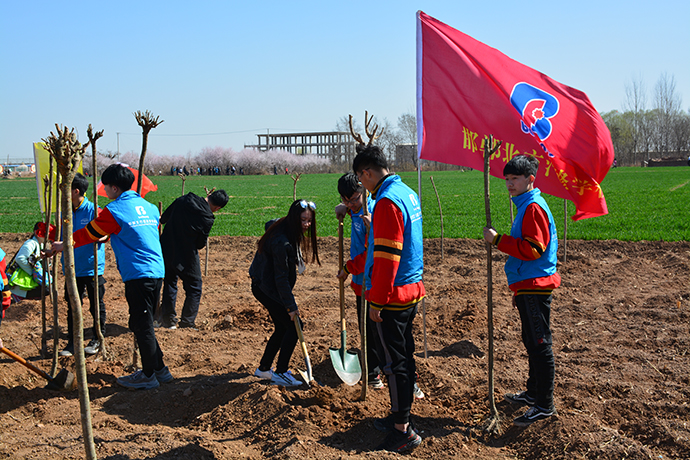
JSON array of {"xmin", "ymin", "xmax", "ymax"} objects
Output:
[
  {"xmin": 349, "ymin": 196, "xmax": 373, "ymax": 287},
  {"xmin": 62, "ymin": 197, "xmax": 105, "ymax": 277},
  {"xmin": 106, "ymin": 190, "xmax": 164, "ymax": 282},
  {"xmin": 364, "ymin": 175, "xmax": 424, "ymax": 291},
  {"xmin": 504, "ymin": 188, "xmax": 558, "ymax": 285}
]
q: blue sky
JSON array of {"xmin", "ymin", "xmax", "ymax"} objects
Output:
[{"xmin": 1, "ymin": 0, "xmax": 688, "ymax": 161}]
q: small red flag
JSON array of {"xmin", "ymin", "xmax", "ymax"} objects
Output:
[
  {"xmin": 97, "ymin": 166, "xmax": 158, "ymax": 198},
  {"xmin": 417, "ymin": 11, "xmax": 614, "ymax": 220}
]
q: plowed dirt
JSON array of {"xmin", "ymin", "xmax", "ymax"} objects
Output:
[{"xmin": 0, "ymin": 234, "xmax": 688, "ymax": 459}]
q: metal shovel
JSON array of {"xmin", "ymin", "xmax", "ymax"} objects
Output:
[
  {"xmin": 329, "ymin": 218, "xmax": 361, "ymax": 385},
  {"xmin": 294, "ymin": 317, "xmax": 314, "ymax": 386},
  {"xmin": 1, "ymin": 345, "xmax": 76, "ymax": 391}
]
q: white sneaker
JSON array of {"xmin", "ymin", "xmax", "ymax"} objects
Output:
[
  {"xmin": 254, "ymin": 367, "xmax": 274, "ymax": 380},
  {"xmin": 271, "ymin": 370, "xmax": 302, "ymax": 387},
  {"xmin": 413, "ymin": 383, "xmax": 425, "ymax": 399}
]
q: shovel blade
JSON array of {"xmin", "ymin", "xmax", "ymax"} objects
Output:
[
  {"xmin": 329, "ymin": 347, "xmax": 362, "ymax": 386},
  {"xmin": 46, "ymin": 368, "xmax": 76, "ymax": 391},
  {"xmin": 298, "ymin": 369, "xmax": 311, "ymax": 387}
]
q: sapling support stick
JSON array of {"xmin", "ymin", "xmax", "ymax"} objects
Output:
[
  {"xmin": 483, "ymin": 134, "xmax": 503, "ymax": 434},
  {"xmin": 563, "ymin": 199, "xmax": 568, "ymax": 264},
  {"xmin": 291, "ymin": 173, "xmax": 301, "ymax": 201},
  {"xmin": 203, "ymin": 186, "xmax": 216, "ymax": 277},
  {"xmin": 429, "ymin": 175, "xmax": 444, "ymax": 261}
]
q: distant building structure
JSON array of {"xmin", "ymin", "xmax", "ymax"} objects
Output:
[{"xmin": 245, "ymin": 131, "xmax": 356, "ymax": 164}]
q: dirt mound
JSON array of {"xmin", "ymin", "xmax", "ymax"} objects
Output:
[{"xmin": 0, "ymin": 234, "xmax": 688, "ymax": 459}]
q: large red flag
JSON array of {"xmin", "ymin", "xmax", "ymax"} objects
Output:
[{"xmin": 417, "ymin": 11, "xmax": 614, "ymax": 220}]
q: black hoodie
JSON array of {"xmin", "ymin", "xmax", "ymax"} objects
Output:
[{"xmin": 160, "ymin": 193, "xmax": 215, "ymax": 277}]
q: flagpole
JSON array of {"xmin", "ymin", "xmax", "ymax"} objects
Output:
[{"xmin": 416, "ymin": 10, "xmax": 428, "ymax": 360}]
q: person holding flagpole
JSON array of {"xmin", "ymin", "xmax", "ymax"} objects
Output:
[{"xmin": 483, "ymin": 154, "xmax": 560, "ymax": 426}]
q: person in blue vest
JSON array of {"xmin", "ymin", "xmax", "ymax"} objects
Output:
[
  {"xmin": 483, "ymin": 154, "xmax": 561, "ymax": 426},
  {"xmin": 59, "ymin": 173, "xmax": 107, "ymax": 357},
  {"xmin": 334, "ymin": 173, "xmax": 383, "ymax": 388},
  {"xmin": 353, "ymin": 145, "xmax": 425, "ymax": 453},
  {"xmin": 47, "ymin": 164, "xmax": 172, "ymax": 390}
]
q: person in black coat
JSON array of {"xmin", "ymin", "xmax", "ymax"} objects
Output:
[
  {"xmin": 158, "ymin": 190, "xmax": 228, "ymax": 329},
  {"xmin": 249, "ymin": 199, "xmax": 320, "ymax": 387}
]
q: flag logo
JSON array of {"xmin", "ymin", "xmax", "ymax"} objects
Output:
[{"xmin": 510, "ymin": 82, "xmax": 559, "ymax": 145}]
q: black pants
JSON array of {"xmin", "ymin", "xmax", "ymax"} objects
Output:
[
  {"xmin": 374, "ymin": 304, "xmax": 418, "ymax": 426},
  {"xmin": 355, "ymin": 295, "xmax": 382, "ymax": 379},
  {"xmin": 515, "ymin": 293, "xmax": 555, "ymax": 409},
  {"xmin": 160, "ymin": 265, "xmax": 202, "ymax": 327},
  {"xmin": 253, "ymin": 283, "xmax": 300, "ymax": 374},
  {"xmin": 125, "ymin": 278, "xmax": 165, "ymax": 376},
  {"xmin": 65, "ymin": 275, "xmax": 106, "ymax": 342}
]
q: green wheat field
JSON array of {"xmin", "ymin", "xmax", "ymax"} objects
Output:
[{"xmin": 0, "ymin": 167, "xmax": 688, "ymax": 241}]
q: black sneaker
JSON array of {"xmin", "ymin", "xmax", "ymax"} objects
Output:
[
  {"xmin": 153, "ymin": 320, "xmax": 177, "ymax": 330},
  {"xmin": 84, "ymin": 339, "xmax": 100, "ymax": 355},
  {"xmin": 59, "ymin": 343, "xmax": 74, "ymax": 357},
  {"xmin": 504, "ymin": 391, "xmax": 535, "ymax": 406},
  {"xmin": 373, "ymin": 414, "xmax": 394, "ymax": 432},
  {"xmin": 369, "ymin": 375, "xmax": 384, "ymax": 389},
  {"xmin": 178, "ymin": 322, "xmax": 198, "ymax": 331},
  {"xmin": 376, "ymin": 426, "xmax": 422, "ymax": 453},
  {"xmin": 374, "ymin": 415, "xmax": 417, "ymax": 434},
  {"xmin": 513, "ymin": 405, "xmax": 556, "ymax": 426}
]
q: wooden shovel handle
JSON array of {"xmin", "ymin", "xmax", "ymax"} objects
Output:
[{"xmin": 0, "ymin": 346, "xmax": 53, "ymax": 381}]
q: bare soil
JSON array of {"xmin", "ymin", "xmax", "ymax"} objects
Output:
[{"xmin": 0, "ymin": 233, "xmax": 688, "ymax": 459}]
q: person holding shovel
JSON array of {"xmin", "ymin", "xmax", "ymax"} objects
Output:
[
  {"xmin": 482, "ymin": 154, "xmax": 560, "ymax": 426},
  {"xmin": 353, "ymin": 145, "xmax": 425, "ymax": 453},
  {"xmin": 249, "ymin": 199, "xmax": 320, "ymax": 387},
  {"xmin": 334, "ymin": 172, "xmax": 384, "ymax": 389},
  {"xmin": 46, "ymin": 164, "xmax": 172, "ymax": 390}
]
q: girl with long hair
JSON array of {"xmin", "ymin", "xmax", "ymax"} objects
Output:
[{"xmin": 249, "ymin": 199, "xmax": 320, "ymax": 387}]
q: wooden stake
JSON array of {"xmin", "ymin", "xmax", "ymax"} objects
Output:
[
  {"xmin": 87, "ymin": 125, "xmax": 107, "ymax": 359},
  {"xmin": 562, "ymin": 199, "xmax": 568, "ymax": 264},
  {"xmin": 482, "ymin": 134, "xmax": 502, "ymax": 434},
  {"xmin": 429, "ymin": 176, "xmax": 444, "ymax": 261},
  {"xmin": 291, "ymin": 173, "xmax": 301, "ymax": 201},
  {"xmin": 359, "ymin": 190, "xmax": 369, "ymax": 401}
]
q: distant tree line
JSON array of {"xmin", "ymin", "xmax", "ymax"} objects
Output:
[{"xmin": 601, "ymin": 73, "xmax": 689, "ymax": 166}]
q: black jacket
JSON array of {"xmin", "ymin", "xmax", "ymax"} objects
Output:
[
  {"xmin": 249, "ymin": 219, "xmax": 298, "ymax": 312},
  {"xmin": 160, "ymin": 193, "xmax": 215, "ymax": 277}
]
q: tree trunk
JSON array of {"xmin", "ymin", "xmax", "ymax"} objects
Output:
[{"xmin": 62, "ymin": 176, "xmax": 97, "ymax": 460}]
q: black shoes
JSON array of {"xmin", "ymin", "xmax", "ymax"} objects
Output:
[
  {"xmin": 513, "ymin": 405, "xmax": 556, "ymax": 426},
  {"xmin": 376, "ymin": 426, "xmax": 422, "ymax": 453},
  {"xmin": 504, "ymin": 391, "xmax": 535, "ymax": 406}
]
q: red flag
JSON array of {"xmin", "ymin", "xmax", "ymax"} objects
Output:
[
  {"xmin": 417, "ymin": 11, "xmax": 614, "ymax": 220},
  {"xmin": 97, "ymin": 166, "xmax": 158, "ymax": 198}
]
